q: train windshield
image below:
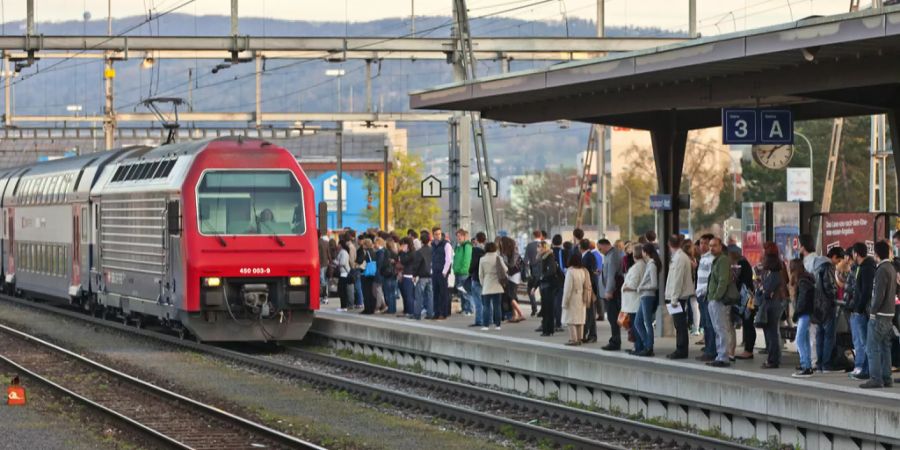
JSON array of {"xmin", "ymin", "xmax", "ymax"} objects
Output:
[{"xmin": 197, "ymin": 170, "xmax": 305, "ymax": 236}]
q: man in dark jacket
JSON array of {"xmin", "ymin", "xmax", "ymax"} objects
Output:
[
  {"xmin": 468, "ymin": 232, "xmax": 487, "ymax": 327},
  {"xmin": 524, "ymin": 230, "xmax": 543, "ymax": 317},
  {"xmin": 598, "ymin": 239, "xmax": 623, "ymax": 351},
  {"xmin": 580, "ymin": 239, "xmax": 598, "ymax": 343},
  {"xmin": 814, "ymin": 248, "xmax": 840, "ymax": 373},
  {"xmin": 860, "ymin": 240, "xmax": 897, "ymax": 389},
  {"xmin": 551, "ymin": 235, "xmax": 567, "ymax": 330},
  {"xmin": 416, "ymin": 231, "xmax": 434, "ymax": 319},
  {"xmin": 399, "ymin": 238, "xmax": 423, "ymax": 319},
  {"xmin": 849, "ymin": 242, "xmax": 876, "ymax": 380}
]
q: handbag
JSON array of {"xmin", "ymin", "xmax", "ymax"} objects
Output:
[
  {"xmin": 617, "ymin": 311, "xmax": 631, "ymax": 328},
  {"xmin": 362, "ymin": 252, "xmax": 377, "ymax": 277},
  {"xmin": 495, "ymin": 255, "xmax": 509, "ymax": 287}
]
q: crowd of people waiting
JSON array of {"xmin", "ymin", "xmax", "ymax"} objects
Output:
[{"xmin": 317, "ymin": 225, "xmax": 900, "ymax": 389}]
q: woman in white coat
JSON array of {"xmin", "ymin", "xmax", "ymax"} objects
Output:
[
  {"xmin": 621, "ymin": 244, "xmax": 646, "ymax": 353},
  {"xmin": 561, "ymin": 252, "xmax": 593, "ymax": 346}
]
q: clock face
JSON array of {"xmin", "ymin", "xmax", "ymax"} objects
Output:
[{"xmin": 752, "ymin": 144, "xmax": 794, "ymax": 169}]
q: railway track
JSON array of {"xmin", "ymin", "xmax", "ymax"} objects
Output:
[
  {"xmin": 0, "ymin": 322, "xmax": 322, "ymax": 450},
  {"xmin": 0, "ymin": 295, "xmax": 755, "ymax": 449},
  {"xmin": 276, "ymin": 347, "xmax": 757, "ymax": 450}
]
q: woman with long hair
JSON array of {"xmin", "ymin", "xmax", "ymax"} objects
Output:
[
  {"xmin": 335, "ymin": 239, "xmax": 353, "ymax": 311},
  {"xmin": 621, "ymin": 243, "xmax": 646, "ymax": 353},
  {"xmin": 499, "ymin": 236, "xmax": 526, "ymax": 323},
  {"xmin": 561, "ymin": 252, "xmax": 592, "ymax": 345},
  {"xmin": 758, "ymin": 243, "xmax": 788, "ymax": 368},
  {"xmin": 357, "ymin": 238, "xmax": 377, "ymax": 314},
  {"xmin": 790, "ymin": 258, "xmax": 816, "ymax": 377},
  {"xmin": 633, "ymin": 243, "xmax": 661, "ymax": 356},
  {"xmin": 478, "ymin": 242, "xmax": 507, "ymax": 330}
]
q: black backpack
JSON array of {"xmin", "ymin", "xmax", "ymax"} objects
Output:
[{"xmin": 380, "ymin": 251, "xmax": 397, "ymax": 278}]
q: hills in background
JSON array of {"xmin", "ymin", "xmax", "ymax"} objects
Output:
[{"xmin": 5, "ymin": 14, "xmax": 680, "ymax": 172}]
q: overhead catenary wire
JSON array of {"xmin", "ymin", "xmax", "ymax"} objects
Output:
[{"xmin": 115, "ymin": 0, "xmax": 558, "ymax": 112}]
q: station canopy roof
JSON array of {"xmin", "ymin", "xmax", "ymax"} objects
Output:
[{"xmin": 410, "ymin": 6, "xmax": 900, "ymax": 130}]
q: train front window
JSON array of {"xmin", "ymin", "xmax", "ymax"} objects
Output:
[{"xmin": 197, "ymin": 170, "xmax": 305, "ymax": 236}]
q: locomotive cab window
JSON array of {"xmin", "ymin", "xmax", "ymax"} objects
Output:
[{"xmin": 197, "ymin": 170, "xmax": 305, "ymax": 236}]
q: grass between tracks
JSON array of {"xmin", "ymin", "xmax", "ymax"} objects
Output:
[{"xmin": 320, "ymin": 345, "xmax": 800, "ymax": 450}]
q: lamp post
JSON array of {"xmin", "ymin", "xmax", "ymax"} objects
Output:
[
  {"xmin": 794, "ymin": 131, "xmax": 814, "ymax": 180},
  {"xmin": 325, "ymin": 69, "xmax": 345, "ymax": 113},
  {"xmin": 621, "ymin": 183, "xmax": 633, "ymax": 240}
]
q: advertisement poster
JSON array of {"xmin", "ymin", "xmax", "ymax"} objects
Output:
[
  {"xmin": 741, "ymin": 202, "xmax": 766, "ymax": 267},
  {"xmin": 822, "ymin": 213, "xmax": 881, "ymax": 255},
  {"xmin": 773, "ymin": 202, "xmax": 800, "ymax": 261}
]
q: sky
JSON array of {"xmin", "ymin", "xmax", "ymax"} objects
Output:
[{"xmin": 0, "ymin": 0, "xmax": 868, "ymax": 36}]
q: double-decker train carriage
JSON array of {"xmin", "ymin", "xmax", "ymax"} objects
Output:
[{"xmin": 0, "ymin": 137, "xmax": 320, "ymax": 342}]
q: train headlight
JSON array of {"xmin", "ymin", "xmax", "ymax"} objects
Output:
[
  {"xmin": 289, "ymin": 276, "xmax": 305, "ymax": 287},
  {"xmin": 204, "ymin": 277, "xmax": 222, "ymax": 287}
]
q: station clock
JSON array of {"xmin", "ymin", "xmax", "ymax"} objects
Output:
[{"xmin": 751, "ymin": 144, "xmax": 794, "ymax": 170}]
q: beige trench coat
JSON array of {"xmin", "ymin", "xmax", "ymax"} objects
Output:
[{"xmin": 561, "ymin": 267, "xmax": 592, "ymax": 325}]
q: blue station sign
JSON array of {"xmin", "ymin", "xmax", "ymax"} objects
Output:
[
  {"xmin": 722, "ymin": 108, "xmax": 793, "ymax": 145},
  {"xmin": 649, "ymin": 194, "xmax": 672, "ymax": 211}
]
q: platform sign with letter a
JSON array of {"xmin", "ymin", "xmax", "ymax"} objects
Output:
[
  {"xmin": 421, "ymin": 175, "xmax": 442, "ymax": 198},
  {"xmin": 759, "ymin": 110, "xmax": 793, "ymax": 144}
]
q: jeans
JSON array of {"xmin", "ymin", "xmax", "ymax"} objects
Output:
[
  {"xmin": 456, "ymin": 275, "xmax": 472, "ymax": 314},
  {"xmin": 699, "ymin": 295, "xmax": 717, "ymax": 357},
  {"xmin": 761, "ymin": 301, "xmax": 783, "ymax": 366},
  {"xmin": 707, "ymin": 300, "xmax": 732, "ymax": 362},
  {"xmin": 482, "ymin": 293, "xmax": 502, "ymax": 327},
  {"xmin": 630, "ymin": 312, "xmax": 642, "ymax": 352},
  {"xmin": 432, "ymin": 273, "xmax": 450, "ymax": 318},
  {"xmin": 354, "ymin": 273, "xmax": 364, "ymax": 307},
  {"xmin": 849, "ymin": 313, "xmax": 869, "ymax": 374},
  {"xmin": 796, "ymin": 314, "xmax": 812, "ymax": 370},
  {"xmin": 866, "ymin": 316, "xmax": 893, "ymax": 386},
  {"xmin": 320, "ymin": 267, "xmax": 327, "ymax": 300},
  {"xmin": 400, "ymin": 277, "xmax": 417, "ymax": 316},
  {"xmin": 606, "ymin": 296, "xmax": 622, "ymax": 348},
  {"xmin": 471, "ymin": 281, "xmax": 484, "ymax": 326},
  {"xmin": 415, "ymin": 277, "xmax": 433, "ymax": 319},
  {"xmin": 815, "ymin": 313, "xmax": 836, "ymax": 370},
  {"xmin": 554, "ymin": 287, "xmax": 564, "ymax": 328},
  {"xmin": 672, "ymin": 297, "xmax": 689, "ymax": 355},
  {"xmin": 635, "ymin": 296, "xmax": 657, "ymax": 351},
  {"xmin": 382, "ymin": 277, "xmax": 398, "ymax": 314}
]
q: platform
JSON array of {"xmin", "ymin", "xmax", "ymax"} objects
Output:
[{"xmin": 310, "ymin": 299, "xmax": 900, "ymax": 449}]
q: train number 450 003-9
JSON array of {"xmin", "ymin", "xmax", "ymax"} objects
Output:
[{"xmin": 239, "ymin": 267, "xmax": 271, "ymax": 275}]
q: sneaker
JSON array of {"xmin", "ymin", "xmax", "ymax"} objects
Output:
[
  {"xmin": 849, "ymin": 372, "xmax": 870, "ymax": 381},
  {"xmin": 480, "ymin": 327, "xmax": 489, "ymax": 331},
  {"xmin": 792, "ymin": 368, "xmax": 814, "ymax": 378},
  {"xmin": 494, "ymin": 326, "xmax": 501, "ymax": 331},
  {"xmin": 336, "ymin": 308, "xmax": 347, "ymax": 312},
  {"xmin": 850, "ymin": 368, "xmax": 862, "ymax": 376},
  {"xmin": 859, "ymin": 379, "xmax": 885, "ymax": 389}
]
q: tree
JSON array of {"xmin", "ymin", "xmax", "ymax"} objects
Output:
[
  {"xmin": 609, "ymin": 171, "xmax": 656, "ymax": 240},
  {"xmin": 619, "ymin": 136, "xmax": 732, "ymax": 234},
  {"xmin": 741, "ymin": 117, "xmax": 895, "ymax": 215},
  {"xmin": 365, "ymin": 152, "xmax": 439, "ymax": 231},
  {"xmin": 504, "ymin": 168, "xmax": 579, "ymax": 235}
]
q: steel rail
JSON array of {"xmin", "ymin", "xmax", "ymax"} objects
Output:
[
  {"xmin": 0, "ymin": 294, "xmax": 750, "ymax": 449},
  {"xmin": 284, "ymin": 347, "xmax": 755, "ymax": 450},
  {"xmin": 0, "ymin": 295, "xmax": 615, "ymax": 449},
  {"xmin": 0, "ymin": 321, "xmax": 324, "ymax": 450}
]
